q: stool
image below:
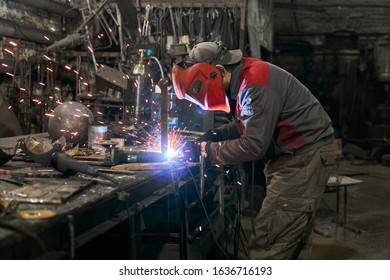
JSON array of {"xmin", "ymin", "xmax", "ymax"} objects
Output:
[{"xmin": 325, "ymin": 175, "xmax": 363, "ymax": 232}]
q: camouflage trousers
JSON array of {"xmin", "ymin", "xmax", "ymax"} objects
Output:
[{"xmin": 248, "ymin": 142, "xmax": 337, "ymax": 259}]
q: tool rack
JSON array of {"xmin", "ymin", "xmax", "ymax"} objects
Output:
[{"xmin": 134, "ymin": 0, "xmax": 247, "ymax": 50}]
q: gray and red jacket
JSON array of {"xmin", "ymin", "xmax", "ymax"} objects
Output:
[{"xmin": 206, "ymin": 57, "xmax": 334, "ymax": 164}]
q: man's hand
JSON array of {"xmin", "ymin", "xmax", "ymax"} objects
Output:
[
  {"xmin": 200, "ymin": 142, "xmax": 207, "ymax": 158},
  {"xmin": 178, "ymin": 129, "xmax": 222, "ymax": 162},
  {"xmin": 197, "ymin": 129, "xmax": 223, "ymax": 142}
]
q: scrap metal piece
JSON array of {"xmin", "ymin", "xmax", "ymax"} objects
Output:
[
  {"xmin": 20, "ymin": 136, "xmax": 63, "ymax": 167},
  {"xmin": 95, "ymin": 66, "xmax": 128, "ymax": 90}
]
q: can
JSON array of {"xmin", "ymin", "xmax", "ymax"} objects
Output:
[{"xmin": 88, "ymin": 125, "xmax": 108, "ymax": 149}]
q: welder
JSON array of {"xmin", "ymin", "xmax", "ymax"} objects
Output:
[{"xmin": 172, "ymin": 41, "xmax": 338, "ymax": 260}]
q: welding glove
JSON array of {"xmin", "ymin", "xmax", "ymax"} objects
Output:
[
  {"xmin": 180, "ymin": 140, "xmax": 217, "ymax": 167},
  {"xmin": 180, "ymin": 129, "xmax": 222, "ymax": 162},
  {"xmin": 197, "ymin": 129, "xmax": 223, "ymax": 143}
]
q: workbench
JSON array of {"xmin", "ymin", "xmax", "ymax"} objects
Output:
[{"xmin": 0, "ymin": 134, "xmax": 224, "ymax": 260}]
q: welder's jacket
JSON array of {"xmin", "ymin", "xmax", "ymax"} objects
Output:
[{"xmin": 207, "ymin": 57, "xmax": 334, "ymax": 164}]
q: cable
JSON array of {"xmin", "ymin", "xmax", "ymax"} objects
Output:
[
  {"xmin": 232, "ymin": 166, "xmax": 242, "ymax": 257},
  {"xmin": 224, "ymin": 165, "xmax": 251, "ymax": 259},
  {"xmin": 150, "ymin": 56, "xmax": 165, "ymax": 79},
  {"xmin": 184, "ymin": 163, "xmax": 230, "ymax": 260}
]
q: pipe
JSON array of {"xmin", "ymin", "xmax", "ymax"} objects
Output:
[
  {"xmin": 47, "ymin": 33, "xmax": 85, "ymax": 51},
  {"xmin": 10, "ymin": 0, "xmax": 80, "ymax": 19},
  {"xmin": 0, "ymin": 18, "xmax": 61, "ymax": 44}
]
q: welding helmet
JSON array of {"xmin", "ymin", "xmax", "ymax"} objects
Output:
[{"xmin": 172, "ymin": 62, "xmax": 230, "ymax": 113}]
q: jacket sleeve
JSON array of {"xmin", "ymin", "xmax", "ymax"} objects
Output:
[
  {"xmin": 206, "ymin": 84, "xmax": 282, "ymax": 164},
  {"xmin": 214, "ymin": 120, "xmax": 242, "ymax": 140}
]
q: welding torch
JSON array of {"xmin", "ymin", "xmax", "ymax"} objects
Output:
[{"xmin": 50, "ymin": 152, "xmax": 119, "ymax": 185}]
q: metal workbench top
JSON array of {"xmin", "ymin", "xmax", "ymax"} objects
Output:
[{"xmin": 0, "ymin": 133, "xmax": 192, "ymax": 259}]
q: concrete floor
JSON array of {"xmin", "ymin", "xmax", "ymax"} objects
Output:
[
  {"xmin": 311, "ymin": 159, "xmax": 390, "ymax": 259},
  {"xmin": 236, "ymin": 159, "xmax": 390, "ymax": 260}
]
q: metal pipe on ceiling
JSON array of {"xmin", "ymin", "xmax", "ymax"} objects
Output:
[
  {"xmin": 0, "ymin": 18, "xmax": 61, "ymax": 44},
  {"xmin": 9, "ymin": 0, "xmax": 81, "ymax": 18},
  {"xmin": 11, "ymin": 0, "xmax": 81, "ymax": 19}
]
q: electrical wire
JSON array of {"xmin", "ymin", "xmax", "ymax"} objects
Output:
[
  {"xmin": 224, "ymin": 165, "xmax": 251, "ymax": 259},
  {"xmin": 232, "ymin": 166, "xmax": 242, "ymax": 257},
  {"xmin": 184, "ymin": 163, "xmax": 230, "ymax": 260}
]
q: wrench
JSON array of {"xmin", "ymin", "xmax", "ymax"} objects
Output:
[{"xmin": 142, "ymin": 4, "xmax": 152, "ymax": 37}]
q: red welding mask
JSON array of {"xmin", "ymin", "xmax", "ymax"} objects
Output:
[{"xmin": 172, "ymin": 63, "xmax": 230, "ymax": 113}]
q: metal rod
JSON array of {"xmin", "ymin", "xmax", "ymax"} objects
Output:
[
  {"xmin": 116, "ymin": 3, "xmax": 126, "ymax": 65},
  {"xmin": 168, "ymin": 5, "xmax": 178, "ymax": 43},
  {"xmin": 200, "ymin": 155, "xmax": 205, "ymax": 198},
  {"xmin": 158, "ymin": 78, "xmax": 169, "ymax": 158},
  {"xmin": 83, "ymin": 2, "xmax": 98, "ymax": 71},
  {"xmin": 67, "ymin": 215, "xmax": 75, "ymax": 259},
  {"xmin": 75, "ymin": 0, "xmax": 108, "ymax": 33}
]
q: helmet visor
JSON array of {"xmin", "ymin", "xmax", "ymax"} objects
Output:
[{"xmin": 172, "ymin": 63, "xmax": 230, "ymax": 113}]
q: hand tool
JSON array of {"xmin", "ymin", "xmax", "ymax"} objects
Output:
[{"xmin": 142, "ymin": 4, "xmax": 152, "ymax": 37}]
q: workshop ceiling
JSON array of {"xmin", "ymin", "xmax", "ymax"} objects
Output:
[{"xmin": 273, "ymin": 0, "xmax": 390, "ymax": 36}]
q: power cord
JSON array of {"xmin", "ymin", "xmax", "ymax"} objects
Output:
[
  {"xmin": 223, "ymin": 165, "xmax": 251, "ymax": 259},
  {"xmin": 231, "ymin": 165, "xmax": 251, "ymax": 258},
  {"xmin": 184, "ymin": 163, "xmax": 230, "ymax": 260}
]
